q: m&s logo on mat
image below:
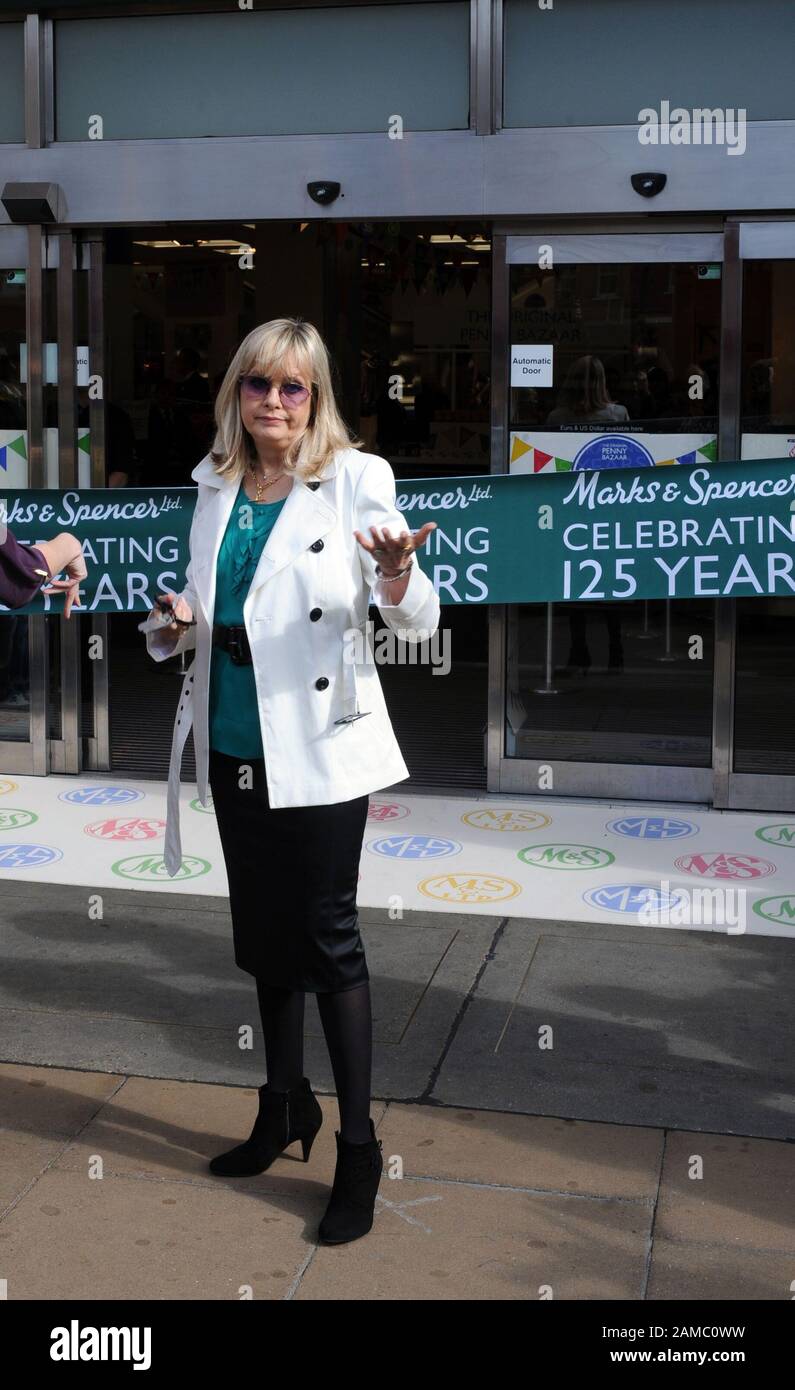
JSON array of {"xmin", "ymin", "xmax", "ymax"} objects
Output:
[
  {"xmin": 518, "ymin": 844, "xmax": 614, "ymax": 870},
  {"xmin": 85, "ymin": 819, "xmax": 165, "ymax": 841},
  {"xmin": 462, "ymin": 809, "xmax": 551, "ymax": 833},
  {"xmin": 675, "ymin": 852, "xmax": 775, "ymax": 880},
  {"xmin": 0, "ymin": 809, "xmax": 38, "ymax": 831},
  {"xmin": 367, "ymin": 835, "xmax": 461, "ymax": 859},
  {"xmin": 419, "ymin": 873, "xmax": 521, "ymax": 904},
  {"xmin": 111, "ymin": 854, "xmax": 211, "ymax": 882},
  {"xmin": 0, "ymin": 844, "xmax": 63, "ymax": 868},
  {"xmin": 367, "ymin": 801, "xmax": 409, "ymax": 822},
  {"xmin": 61, "ymin": 786, "xmax": 144, "ymax": 806}
]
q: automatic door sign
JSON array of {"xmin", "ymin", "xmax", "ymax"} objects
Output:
[
  {"xmin": 60, "ymin": 786, "xmax": 145, "ymax": 806},
  {"xmin": 419, "ymin": 873, "xmax": 522, "ymax": 904},
  {"xmin": 518, "ymin": 844, "xmax": 615, "ymax": 870},
  {"xmin": 462, "ymin": 808, "xmax": 551, "ymax": 832},
  {"xmin": 607, "ymin": 816, "xmax": 699, "ymax": 840},
  {"xmin": 674, "ymin": 852, "xmax": 776, "ymax": 880},
  {"xmin": 366, "ymin": 835, "xmax": 462, "ymax": 859},
  {"xmin": 85, "ymin": 818, "xmax": 165, "ymax": 841},
  {"xmin": 190, "ymin": 796, "xmax": 215, "ymax": 814},
  {"xmin": 0, "ymin": 779, "xmax": 18, "ymax": 796},
  {"xmin": 511, "ymin": 345, "xmax": 553, "ymax": 389}
]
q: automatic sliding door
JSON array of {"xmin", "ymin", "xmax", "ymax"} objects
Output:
[
  {"xmin": 500, "ymin": 233, "xmax": 723, "ymax": 800},
  {"xmin": 0, "ymin": 229, "xmax": 50, "ymax": 773},
  {"xmin": 729, "ymin": 223, "xmax": 795, "ymax": 811}
]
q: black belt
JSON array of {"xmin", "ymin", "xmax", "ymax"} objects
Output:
[{"xmin": 212, "ymin": 623, "xmax": 252, "ymax": 666}]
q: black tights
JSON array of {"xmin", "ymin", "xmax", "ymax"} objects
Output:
[{"xmin": 255, "ymin": 977, "xmax": 373, "ymax": 1145}]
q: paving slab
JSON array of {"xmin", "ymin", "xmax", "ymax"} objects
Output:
[
  {"xmin": 2, "ymin": 1063, "xmax": 792, "ymax": 1302},
  {"xmin": 2, "ymin": 883, "xmax": 794, "ymax": 1142},
  {"xmin": 647, "ymin": 1241, "xmax": 795, "ymax": 1301},
  {"xmin": 0, "ymin": 881, "xmax": 492, "ymax": 1096},
  {"xmin": 656, "ymin": 1131, "xmax": 795, "ymax": 1253},
  {"xmin": 430, "ymin": 917, "xmax": 795, "ymax": 1140}
]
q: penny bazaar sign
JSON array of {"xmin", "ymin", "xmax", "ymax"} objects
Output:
[{"xmin": 2, "ymin": 458, "xmax": 795, "ymax": 612}]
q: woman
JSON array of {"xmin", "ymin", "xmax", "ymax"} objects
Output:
[
  {"xmin": 545, "ymin": 354, "xmax": 630, "ymax": 426},
  {"xmin": 144, "ymin": 318, "xmax": 439, "ymax": 1246}
]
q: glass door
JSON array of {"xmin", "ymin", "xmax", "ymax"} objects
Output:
[
  {"xmin": 729, "ymin": 221, "xmax": 795, "ymax": 812},
  {"xmin": 0, "ymin": 228, "xmax": 92, "ymax": 777},
  {"xmin": 0, "ymin": 226, "xmax": 48, "ymax": 774},
  {"xmin": 496, "ymin": 232, "xmax": 724, "ymax": 801}
]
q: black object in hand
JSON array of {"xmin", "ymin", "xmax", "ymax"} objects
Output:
[{"xmin": 155, "ymin": 597, "xmax": 196, "ymax": 628}]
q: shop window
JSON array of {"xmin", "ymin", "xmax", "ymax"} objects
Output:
[
  {"xmin": 504, "ymin": 0, "xmax": 795, "ymax": 128},
  {"xmin": 0, "ymin": 22, "xmax": 25, "ymax": 144},
  {"xmin": 55, "ymin": 3, "xmax": 469, "ymax": 141}
]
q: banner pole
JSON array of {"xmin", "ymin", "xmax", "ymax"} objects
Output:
[{"xmin": 534, "ymin": 601, "xmax": 559, "ymax": 695}]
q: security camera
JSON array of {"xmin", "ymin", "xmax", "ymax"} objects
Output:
[
  {"xmin": 307, "ymin": 181, "xmax": 341, "ymax": 206},
  {"xmin": 631, "ymin": 172, "xmax": 667, "ymax": 199}
]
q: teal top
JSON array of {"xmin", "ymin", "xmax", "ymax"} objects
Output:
[{"xmin": 208, "ymin": 482, "xmax": 287, "ymax": 758}]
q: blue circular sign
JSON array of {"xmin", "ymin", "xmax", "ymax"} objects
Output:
[
  {"xmin": 367, "ymin": 835, "xmax": 462, "ymax": 859},
  {"xmin": 573, "ymin": 435, "xmax": 655, "ymax": 470},
  {"xmin": 59, "ymin": 786, "xmax": 145, "ymax": 806},
  {"xmin": 0, "ymin": 843, "xmax": 64, "ymax": 868},
  {"xmin": 583, "ymin": 882, "xmax": 688, "ymax": 914},
  {"xmin": 607, "ymin": 816, "xmax": 699, "ymax": 840}
]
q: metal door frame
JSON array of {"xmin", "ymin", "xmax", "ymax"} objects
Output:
[
  {"xmin": 721, "ymin": 217, "xmax": 795, "ymax": 812},
  {"xmin": 0, "ymin": 224, "xmax": 47, "ymax": 774},
  {"xmin": 0, "ymin": 225, "xmax": 109, "ymax": 778},
  {"xmin": 51, "ymin": 228, "xmax": 110, "ymax": 775},
  {"xmin": 489, "ymin": 222, "xmax": 729, "ymax": 806}
]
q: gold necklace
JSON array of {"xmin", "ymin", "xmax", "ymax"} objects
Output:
[{"xmin": 248, "ymin": 462, "xmax": 284, "ymax": 503}]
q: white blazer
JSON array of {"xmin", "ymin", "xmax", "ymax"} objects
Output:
[{"xmin": 146, "ymin": 446, "xmax": 441, "ymax": 876}]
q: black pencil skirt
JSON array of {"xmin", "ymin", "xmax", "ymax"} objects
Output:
[{"xmin": 207, "ymin": 748, "xmax": 371, "ymax": 993}]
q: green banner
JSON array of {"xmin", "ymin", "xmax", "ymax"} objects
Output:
[
  {"xmin": 3, "ymin": 458, "xmax": 795, "ymax": 612},
  {"xmin": 2, "ymin": 487, "xmax": 193, "ymax": 615},
  {"xmin": 398, "ymin": 458, "xmax": 795, "ymax": 603}
]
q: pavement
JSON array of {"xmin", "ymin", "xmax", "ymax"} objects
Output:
[{"xmin": 0, "ymin": 879, "xmax": 793, "ymax": 1300}]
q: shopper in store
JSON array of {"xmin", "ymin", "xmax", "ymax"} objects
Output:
[
  {"xmin": 142, "ymin": 317, "xmax": 439, "ymax": 1245},
  {"xmin": 545, "ymin": 354, "xmax": 630, "ymax": 426}
]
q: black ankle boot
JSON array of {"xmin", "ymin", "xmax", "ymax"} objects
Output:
[
  {"xmin": 317, "ymin": 1118, "xmax": 383, "ymax": 1245},
  {"xmin": 209, "ymin": 1076, "xmax": 323, "ymax": 1177}
]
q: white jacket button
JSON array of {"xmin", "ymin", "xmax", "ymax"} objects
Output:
[
  {"xmin": 315, "ymin": 676, "xmax": 329, "ymax": 690},
  {"xmin": 310, "ymin": 539, "xmax": 324, "ymax": 552},
  {"xmin": 310, "ymin": 607, "xmax": 322, "ymax": 621}
]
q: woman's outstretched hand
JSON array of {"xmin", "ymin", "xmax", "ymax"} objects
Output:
[{"xmin": 353, "ymin": 523, "xmax": 437, "ymax": 600}]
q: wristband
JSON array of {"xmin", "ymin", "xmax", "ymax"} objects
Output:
[{"xmin": 376, "ymin": 559, "xmax": 413, "ymax": 582}]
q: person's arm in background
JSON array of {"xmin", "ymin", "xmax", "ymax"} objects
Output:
[
  {"xmin": 32, "ymin": 532, "xmax": 83, "ymax": 579},
  {"xmin": 32, "ymin": 532, "xmax": 87, "ymax": 618}
]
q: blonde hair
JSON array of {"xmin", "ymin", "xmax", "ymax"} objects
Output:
[{"xmin": 209, "ymin": 318, "xmax": 362, "ymax": 483}]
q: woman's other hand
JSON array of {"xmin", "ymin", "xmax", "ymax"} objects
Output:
[{"xmin": 149, "ymin": 591, "xmax": 194, "ymax": 650}]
